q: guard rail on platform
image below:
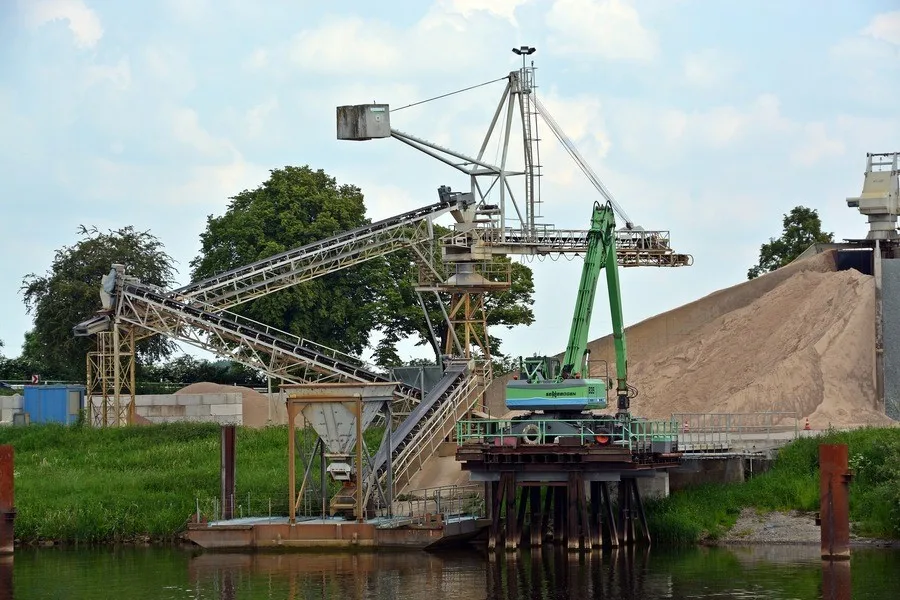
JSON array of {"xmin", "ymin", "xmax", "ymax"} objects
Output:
[
  {"xmin": 673, "ymin": 411, "xmax": 800, "ymax": 453},
  {"xmin": 378, "ymin": 483, "xmax": 485, "ymax": 529},
  {"xmin": 455, "ymin": 417, "xmax": 680, "ymax": 453}
]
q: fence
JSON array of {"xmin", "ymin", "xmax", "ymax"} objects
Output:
[
  {"xmin": 673, "ymin": 411, "xmax": 800, "ymax": 453},
  {"xmin": 195, "ymin": 483, "xmax": 486, "ymax": 525},
  {"xmin": 455, "ymin": 416, "xmax": 679, "ymax": 453},
  {"xmin": 381, "ymin": 483, "xmax": 486, "ymax": 528}
]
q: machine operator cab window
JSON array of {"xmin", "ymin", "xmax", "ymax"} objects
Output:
[{"xmin": 520, "ymin": 356, "xmax": 560, "ymax": 383}]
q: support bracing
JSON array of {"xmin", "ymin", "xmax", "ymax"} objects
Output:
[
  {"xmin": 86, "ymin": 325, "xmax": 136, "ymax": 427},
  {"xmin": 485, "ymin": 478, "xmax": 652, "ymax": 552}
]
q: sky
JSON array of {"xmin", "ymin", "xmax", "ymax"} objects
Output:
[{"xmin": 1, "ymin": 0, "xmax": 899, "ymax": 367}]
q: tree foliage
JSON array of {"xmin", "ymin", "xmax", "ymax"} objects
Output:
[
  {"xmin": 191, "ymin": 165, "xmax": 536, "ymax": 366},
  {"xmin": 0, "ymin": 332, "xmax": 56, "ymax": 382},
  {"xmin": 747, "ymin": 206, "xmax": 834, "ymax": 279},
  {"xmin": 190, "ymin": 166, "xmax": 387, "ymax": 356},
  {"xmin": 137, "ymin": 355, "xmax": 266, "ymax": 392},
  {"xmin": 20, "ymin": 226, "xmax": 177, "ymax": 381}
]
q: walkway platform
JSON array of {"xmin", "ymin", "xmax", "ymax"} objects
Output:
[{"xmin": 185, "ymin": 514, "xmax": 487, "ymax": 551}]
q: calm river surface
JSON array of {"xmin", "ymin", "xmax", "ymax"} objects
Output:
[{"xmin": 4, "ymin": 544, "xmax": 899, "ymax": 599}]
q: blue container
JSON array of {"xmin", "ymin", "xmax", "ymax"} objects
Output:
[{"xmin": 23, "ymin": 385, "xmax": 85, "ymax": 424}]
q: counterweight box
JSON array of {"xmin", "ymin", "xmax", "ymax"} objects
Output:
[{"xmin": 336, "ymin": 104, "xmax": 391, "ymax": 140}]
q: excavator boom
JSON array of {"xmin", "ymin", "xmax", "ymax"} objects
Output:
[
  {"xmin": 506, "ymin": 200, "xmax": 630, "ymax": 414},
  {"xmin": 561, "ymin": 201, "xmax": 614, "ymax": 377}
]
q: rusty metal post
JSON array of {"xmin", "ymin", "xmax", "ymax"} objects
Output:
[
  {"xmin": 355, "ymin": 394, "xmax": 364, "ymax": 523},
  {"xmin": 0, "ymin": 446, "xmax": 15, "ymax": 555},
  {"xmin": 288, "ymin": 404, "xmax": 297, "ymax": 523},
  {"xmin": 819, "ymin": 444, "xmax": 852, "ymax": 560},
  {"xmin": 220, "ymin": 425, "xmax": 236, "ymax": 521}
]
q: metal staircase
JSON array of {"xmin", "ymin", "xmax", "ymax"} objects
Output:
[{"xmin": 367, "ymin": 362, "xmax": 481, "ymax": 497}]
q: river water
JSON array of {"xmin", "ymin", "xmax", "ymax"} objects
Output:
[{"xmin": 4, "ymin": 544, "xmax": 899, "ymax": 599}]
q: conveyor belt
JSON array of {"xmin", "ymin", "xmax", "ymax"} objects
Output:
[{"xmin": 172, "ymin": 197, "xmax": 470, "ymax": 309}]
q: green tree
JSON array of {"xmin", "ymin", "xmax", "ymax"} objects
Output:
[
  {"xmin": 21, "ymin": 226, "xmax": 177, "ymax": 381},
  {"xmin": 748, "ymin": 206, "xmax": 834, "ymax": 279},
  {"xmin": 191, "ymin": 166, "xmax": 536, "ymax": 366},
  {"xmin": 138, "ymin": 355, "xmax": 266, "ymax": 391},
  {"xmin": 190, "ymin": 166, "xmax": 385, "ymax": 356}
]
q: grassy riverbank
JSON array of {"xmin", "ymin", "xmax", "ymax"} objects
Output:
[
  {"xmin": 647, "ymin": 427, "xmax": 900, "ymax": 544},
  {"xmin": 4, "ymin": 422, "xmax": 899, "ymax": 546},
  {"xmin": 1, "ymin": 422, "xmax": 383, "ymax": 544}
]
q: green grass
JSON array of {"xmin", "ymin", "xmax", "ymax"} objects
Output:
[
  {"xmin": 0, "ymin": 422, "xmax": 385, "ymax": 545},
  {"xmin": 647, "ymin": 427, "xmax": 900, "ymax": 544},
  {"xmin": 4, "ymin": 423, "xmax": 899, "ymax": 546}
]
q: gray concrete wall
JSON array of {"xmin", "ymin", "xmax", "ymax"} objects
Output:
[
  {"xmin": 669, "ymin": 457, "xmax": 745, "ymax": 492},
  {"xmin": 636, "ymin": 471, "xmax": 670, "ymax": 499},
  {"xmin": 89, "ymin": 393, "xmax": 243, "ymax": 425},
  {"xmin": 881, "ymin": 258, "xmax": 900, "ymax": 420},
  {"xmin": 0, "ymin": 394, "xmax": 23, "ymax": 423}
]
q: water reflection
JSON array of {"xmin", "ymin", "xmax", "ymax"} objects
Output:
[
  {"xmin": 5, "ymin": 544, "xmax": 899, "ymax": 599},
  {"xmin": 185, "ymin": 546, "xmax": 843, "ymax": 600},
  {"xmin": 484, "ymin": 548, "xmax": 664, "ymax": 600},
  {"xmin": 0, "ymin": 556, "xmax": 11, "ymax": 600}
]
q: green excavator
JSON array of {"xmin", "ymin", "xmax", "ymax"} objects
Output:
[{"xmin": 504, "ymin": 200, "xmax": 638, "ymax": 442}]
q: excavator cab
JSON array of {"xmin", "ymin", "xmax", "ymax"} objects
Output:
[{"xmin": 519, "ymin": 356, "xmax": 560, "ymax": 383}]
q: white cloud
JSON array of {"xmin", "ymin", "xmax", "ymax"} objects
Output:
[
  {"xmin": 245, "ymin": 97, "xmax": 279, "ymax": 138},
  {"xmin": 864, "ymin": 10, "xmax": 900, "ymax": 45},
  {"xmin": 242, "ymin": 48, "xmax": 269, "ymax": 71},
  {"xmin": 164, "ymin": 0, "xmax": 212, "ymax": 23},
  {"xmin": 286, "ymin": 2, "xmax": 522, "ymax": 77},
  {"xmin": 438, "ymin": 0, "xmax": 531, "ymax": 26},
  {"xmin": 546, "ymin": 0, "xmax": 657, "ymax": 62},
  {"xmin": 170, "ymin": 108, "xmax": 238, "ymax": 161},
  {"xmin": 290, "ymin": 17, "xmax": 405, "ymax": 75},
  {"xmin": 21, "ymin": 0, "xmax": 103, "ymax": 48},
  {"xmin": 534, "ymin": 91, "xmax": 612, "ymax": 188},
  {"xmin": 790, "ymin": 123, "xmax": 845, "ymax": 167},
  {"xmin": 84, "ymin": 57, "xmax": 131, "ymax": 90},
  {"xmin": 682, "ymin": 49, "xmax": 737, "ymax": 87},
  {"xmin": 142, "ymin": 44, "xmax": 197, "ymax": 95},
  {"xmin": 829, "ymin": 11, "xmax": 900, "ymax": 110}
]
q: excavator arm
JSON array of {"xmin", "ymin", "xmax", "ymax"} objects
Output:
[{"xmin": 559, "ymin": 200, "xmax": 630, "ymax": 413}]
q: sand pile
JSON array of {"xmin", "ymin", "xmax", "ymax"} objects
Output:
[
  {"xmin": 485, "ymin": 250, "xmax": 892, "ymax": 428},
  {"xmin": 620, "ymin": 266, "xmax": 883, "ymax": 427},
  {"xmin": 175, "ymin": 382, "xmax": 287, "ymax": 428}
]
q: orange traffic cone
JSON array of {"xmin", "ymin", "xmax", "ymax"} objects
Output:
[{"xmin": 804, "ymin": 417, "xmax": 811, "ymax": 431}]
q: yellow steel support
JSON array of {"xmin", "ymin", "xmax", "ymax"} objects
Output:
[{"xmin": 85, "ymin": 325, "xmax": 135, "ymax": 426}]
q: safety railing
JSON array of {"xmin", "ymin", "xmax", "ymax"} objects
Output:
[
  {"xmin": 672, "ymin": 412, "xmax": 800, "ymax": 453},
  {"xmin": 378, "ymin": 483, "xmax": 485, "ymax": 529},
  {"xmin": 455, "ymin": 416, "xmax": 679, "ymax": 453},
  {"xmin": 389, "ymin": 367, "xmax": 481, "ymax": 493}
]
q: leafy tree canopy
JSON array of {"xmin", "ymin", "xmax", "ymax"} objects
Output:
[
  {"xmin": 137, "ymin": 354, "xmax": 266, "ymax": 392},
  {"xmin": 747, "ymin": 206, "xmax": 834, "ymax": 279},
  {"xmin": 21, "ymin": 226, "xmax": 177, "ymax": 381},
  {"xmin": 191, "ymin": 165, "xmax": 536, "ymax": 366},
  {"xmin": 190, "ymin": 166, "xmax": 387, "ymax": 356}
]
